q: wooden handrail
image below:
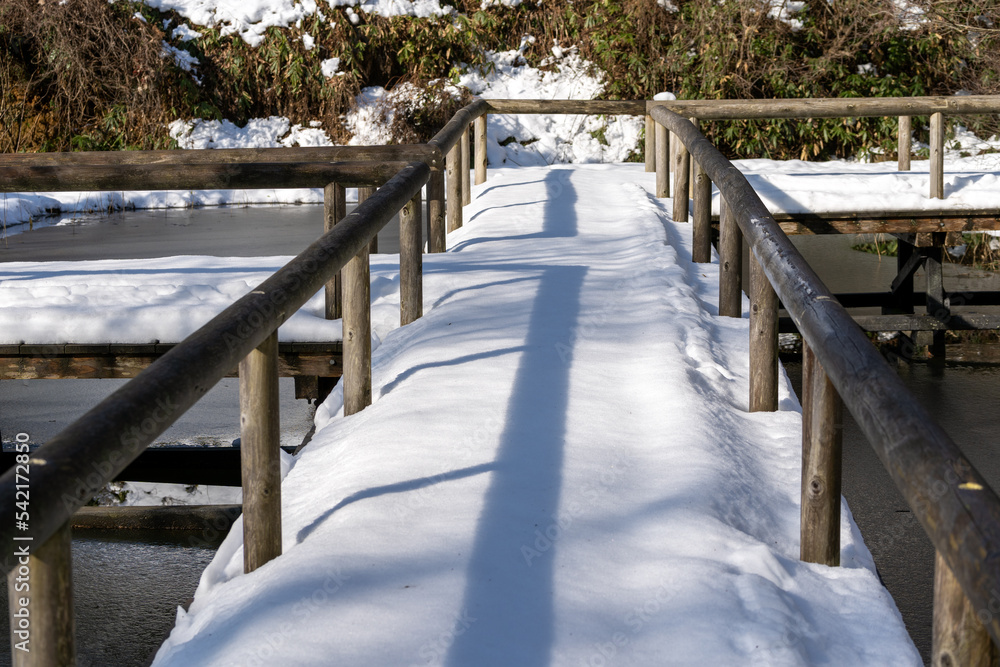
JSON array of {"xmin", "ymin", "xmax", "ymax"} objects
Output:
[
  {"xmin": 0, "ymin": 144, "xmax": 441, "ymax": 169},
  {"xmin": 651, "ymin": 103, "xmax": 1000, "ymax": 653},
  {"xmin": 0, "ymin": 161, "xmax": 411, "ymax": 193},
  {"xmin": 486, "ymin": 95, "xmax": 1000, "ymax": 119}
]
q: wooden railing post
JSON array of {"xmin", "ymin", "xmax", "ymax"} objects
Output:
[
  {"xmin": 446, "ymin": 143, "xmax": 462, "ymax": 232},
  {"xmin": 688, "ymin": 117, "xmax": 698, "ymax": 199},
  {"xmin": 692, "ymin": 159, "xmax": 712, "ymax": 263},
  {"xmin": 9, "ymin": 521, "xmax": 75, "ymax": 666},
  {"xmin": 749, "ymin": 252, "xmax": 778, "ymax": 411},
  {"xmin": 474, "ymin": 115, "xmax": 488, "ymax": 185},
  {"xmin": 933, "ymin": 551, "xmax": 997, "ymax": 666},
  {"xmin": 930, "ymin": 111, "xmax": 945, "ymax": 199},
  {"xmin": 718, "ymin": 197, "xmax": 743, "ymax": 317},
  {"xmin": 428, "ymin": 170, "xmax": 446, "ymax": 253},
  {"xmin": 898, "ymin": 116, "xmax": 912, "ymax": 171},
  {"xmin": 240, "ymin": 330, "xmax": 282, "ymax": 573},
  {"xmin": 323, "ymin": 183, "xmax": 347, "ymax": 320},
  {"xmin": 673, "ymin": 125, "xmax": 691, "ymax": 222},
  {"xmin": 800, "ymin": 340, "xmax": 843, "ymax": 566},
  {"xmin": 645, "ymin": 114, "xmax": 655, "ymax": 172},
  {"xmin": 461, "ymin": 125, "xmax": 471, "ymax": 206},
  {"xmin": 358, "ymin": 186, "xmax": 378, "ymax": 253},
  {"xmin": 400, "ymin": 191, "xmax": 423, "ymax": 326},
  {"xmin": 655, "ymin": 121, "xmax": 669, "ymax": 198},
  {"xmin": 343, "ymin": 234, "xmax": 372, "ymax": 415}
]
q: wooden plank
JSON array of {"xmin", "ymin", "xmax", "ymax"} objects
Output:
[
  {"xmin": 778, "ymin": 313, "xmax": 1000, "ymax": 333},
  {"xmin": 800, "ymin": 341, "xmax": 843, "ymax": 567},
  {"xmin": 9, "ymin": 521, "xmax": 75, "ymax": 667},
  {"xmin": 487, "ymin": 99, "xmax": 646, "ymax": 115},
  {"xmin": 774, "ymin": 212, "xmax": 1000, "ymax": 236},
  {"xmin": 239, "ymin": 331, "xmax": 282, "ymax": 573},
  {"xmin": 749, "ymin": 252, "xmax": 778, "ymax": 412},
  {"xmin": 719, "ymin": 197, "xmax": 743, "ymax": 318},
  {"xmin": 646, "ymin": 94, "xmax": 1000, "ymax": 120},
  {"xmin": 0, "ymin": 161, "xmax": 410, "ymax": 194},
  {"xmin": 0, "ymin": 145, "xmax": 439, "ymax": 168},
  {"xmin": 72, "ymin": 505, "xmax": 243, "ymax": 531},
  {"xmin": 0, "ymin": 343, "xmax": 343, "ymax": 380},
  {"xmin": 898, "ymin": 116, "xmax": 912, "ymax": 172}
]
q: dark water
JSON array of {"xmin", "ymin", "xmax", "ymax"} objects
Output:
[
  {"xmin": 0, "ymin": 529, "xmax": 225, "ymax": 667},
  {"xmin": 0, "ymin": 201, "xmax": 402, "ymax": 261}
]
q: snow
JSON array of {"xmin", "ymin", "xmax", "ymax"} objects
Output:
[
  {"xmin": 140, "ymin": 0, "xmax": 453, "ymax": 46},
  {"xmin": 767, "ymin": 0, "xmax": 806, "ymax": 32},
  {"xmin": 138, "ymin": 164, "xmax": 919, "ymax": 665},
  {"xmin": 168, "ymin": 116, "xmax": 335, "ymax": 149},
  {"xmin": 728, "ymin": 147, "xmax": 1000, "ymax": 215},
  {"xmin": 162, "ymin": 42, "xmax": 200, "ymax": 72},
  {"xmin": 171, "ymin": 23, "xmax": 203, "ymax": 41},
  {"xmin": 320, "ymin": 57, "xmax": 342, "ymax": 77},
  {"xmin": 0, "ymin": 254, "xmax": 409, "ymax": 345},
  {"xmin": 457, "ymin": 51, "xmax": 644, "ymax": 165}
]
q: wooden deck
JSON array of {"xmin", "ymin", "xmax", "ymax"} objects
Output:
[{"xmin": 0, "ymin": 342, "xmax": 342, "ymax": 380}]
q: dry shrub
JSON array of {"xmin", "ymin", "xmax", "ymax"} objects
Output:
[{"xmin": 0, "ymin": 0, "xmax": 178, "ymax": 151}]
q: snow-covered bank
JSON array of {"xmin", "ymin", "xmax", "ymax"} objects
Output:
[
  {"xmin": 733, "ymin": 146, "xmax": 1000, "ymax": 216},
  {"xmin": 145, "ymin": 164, "xmax": 918, "ymax": 665}
]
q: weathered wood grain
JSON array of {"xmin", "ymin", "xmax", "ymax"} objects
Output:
[
  {"xmin": 239, "ymin": 331, "xmax": 282, "ymax": 573},
  {"xmin": 799, "ymin": 341, "xmax": 843, "ymax": 566}
]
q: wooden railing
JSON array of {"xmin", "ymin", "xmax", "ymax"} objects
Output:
[
  {"xmin": 3, "ymin": 95, "xmax": 1000, "ymax": 666},
  {"xmin": 646, "ymin": 98, "xmax": 1000, "ymax": 665}
]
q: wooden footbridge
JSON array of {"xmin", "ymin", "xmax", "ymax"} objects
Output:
[{"xmin": 4, "ymin": 95, "xmax": 1000, "ymax": 665}]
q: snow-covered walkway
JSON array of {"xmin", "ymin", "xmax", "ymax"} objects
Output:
[{"xmin": 149, "ymin": 164, "xmax": 918, "ymax": 665}]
